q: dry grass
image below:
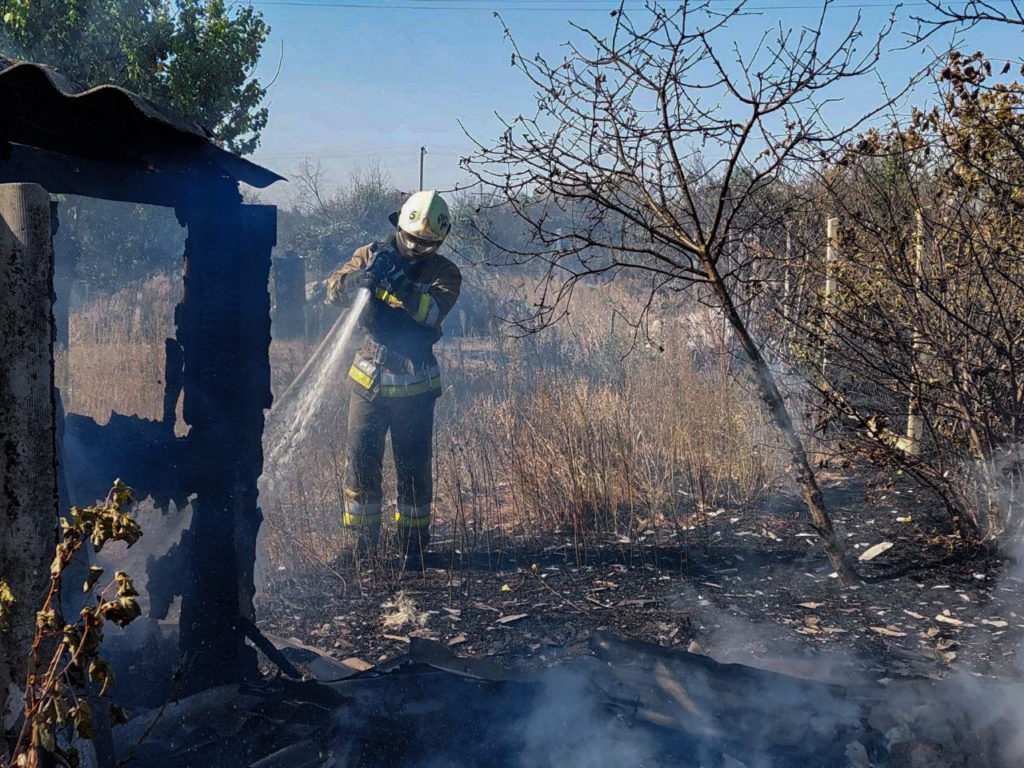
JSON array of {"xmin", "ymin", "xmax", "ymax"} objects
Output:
[
  {"xmin": 62, "ymin": 276, "xmax": 788, "ymax": 575},
  {"xmin": 59, "ymin": 273, "xmax": 181, "ymax": 423},
  {"xmin": 432, "ymin": 283, "xmax": 786, "ymax": 560}
]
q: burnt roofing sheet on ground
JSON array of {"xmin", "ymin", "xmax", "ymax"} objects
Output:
[{"xmin": 0, "ymin": 58, "xmax": 283, "ymax": 200}]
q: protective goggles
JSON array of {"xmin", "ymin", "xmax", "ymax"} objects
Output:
[{"xmin": 398, "ymin": 229, "xmax": 443, "ymax": 258}]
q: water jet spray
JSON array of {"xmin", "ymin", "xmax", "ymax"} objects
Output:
[{"xmin": 263, "ymin": 286, "xmax": 371, "ymax": 482}]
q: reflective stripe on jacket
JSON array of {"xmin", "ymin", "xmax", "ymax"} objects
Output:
[{"xmin": 348, "ymin": 351, "xmax": 442, "ymax": 398}]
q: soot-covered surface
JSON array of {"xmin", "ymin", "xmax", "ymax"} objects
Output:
[
  {"xmin": 259, "ymin": 472, "xmax": 1021, "ymax": 684},
  {"xmin": 111, "ymin": 631, "xmax": 1023, "ymax": 768},
  {"xmin": 243, "ymin": 470, "xmax": 1024, "ymax": 766}
]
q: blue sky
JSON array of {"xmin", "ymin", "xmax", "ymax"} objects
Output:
[{"xmin": 243, "ymin": 0, "xmax": 1022, "ymax": 204}]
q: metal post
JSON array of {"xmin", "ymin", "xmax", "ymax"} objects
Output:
[
  {"xmin": 822, "ymin": 217, "xmax": 838, "ymax": 379},
  {"xmin": 419, "ymin": 146, "xmax": 427, "ymax": 191},
  {"xmin": 782, "ymin": 227, "xmax": 792, "ymax": 320},
  {"xmin": 906, "ymin": 211, "xmax": 930, "ymax": 457}
]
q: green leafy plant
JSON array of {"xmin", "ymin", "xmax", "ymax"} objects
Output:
[
  {"xmin": 0, "ymin": 0, "xmax": 270, "ymax": 154},
  {"xmin": 5, "ymin": 480, "xmax": 143, "ymax": 768}
]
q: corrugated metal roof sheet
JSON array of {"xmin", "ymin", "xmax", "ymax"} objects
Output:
[{"xmin": 0, "ymin": 58, "xmax": 284, "ymax": 191}]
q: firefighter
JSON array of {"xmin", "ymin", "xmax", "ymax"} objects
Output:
[{"xmin": 326, "ymin": 190, "xmax": 461, "ymax": 568}]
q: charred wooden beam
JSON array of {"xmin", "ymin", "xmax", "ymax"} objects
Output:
[
  {"xmin": 175, "ymin": 202, "xmax": 274, "ymax": 691},
  {"xmin": 238, "ymin": 617, "xmax": 302, "ymax": 680},
  {"xmin": 62, "ymin": 413, "xmax": 189, "ymax": 511},
  {"xmin": 0, "ymin": 142, "xmax": 240, "ymax": 209}
]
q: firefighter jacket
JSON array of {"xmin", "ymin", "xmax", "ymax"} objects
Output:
[{"xmin": 328, "ymin": 237, "xmax": 462, "ymax": 399}]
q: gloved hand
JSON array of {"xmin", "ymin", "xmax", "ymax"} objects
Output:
[
  {"xmin": 352, "ymin": 268, "xmax": 377, "ymax": 292},
  {"xmin": 325, "ymin": 274, "xmax": 344, "ymax": 306},
  {"xmin": 367, "ymin": 249, "xmax": 409, "ymax": 293},
  {"xmin": 326, "ymin": 270, "xmax": 376, "ymax": 306}
]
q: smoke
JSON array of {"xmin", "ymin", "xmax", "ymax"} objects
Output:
[
  {"xmin": 664, "ymin": 566, "xmax": 1024, "ymax": 767},
  {"xmin": 514, "ymin": 665, "xmax": 659, "ymax": 768},
  {"xmin": 962, "ymin": 441, "xmax": 1024, "ymax": 544}
]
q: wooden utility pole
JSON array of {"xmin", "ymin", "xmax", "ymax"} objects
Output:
[{"xmin": 419, "ymin": 146, "xmax": 427, "ymax": 191}]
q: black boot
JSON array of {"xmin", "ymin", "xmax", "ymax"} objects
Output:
[
  {"xmin": 330, "ymin": 526, "xmax": 379, "ymax": 569},
  {"xmin": 398, "ymin": 527, "xmax": 430, "ymax": 571}
]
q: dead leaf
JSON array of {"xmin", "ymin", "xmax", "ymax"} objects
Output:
[
  {"xmin": 859, "ymin": 542, "xmax": 894, "ymax": 562},
  {"xmin": 896, "ymin": 516, "xmax": 912, "ymax": 523},
  {"xmin": 341, "ymin": 657, "xmax": 373, "ymax": 672},
  {"xmin": 496, "ymin": 613, "xmax": 528, "ymax": 625},
  {"xmin": 870, "ymin": 626, "xmax": 907, "ymax": 637},
  {"xmin": 798, "ymin": 602, "xmax": 822, "ymax": 609},
  {"xmin": 982, "ymin": 619, "xmax": 1009, "ymax": 628},
  {"xmin": 941, "ymin": 651, "xmax": 957, "ymax": 664},
  {"xmin": 447, "ymin": 634, "xmax": 468, "ymax": 647},
  {"xmin": 903, "ymin": 610, "xmax": 926, "ymax": 620},
  {"xmin": 382, "ymin": 634, "xmax": 410, "ymax": 644},
  {"xmin": 936, "ymin": 614, "xmax": 964, "ymax": 627},
  {"xmin": 382, "ymin": 592, "xmax": 429, "ymax": 631}
]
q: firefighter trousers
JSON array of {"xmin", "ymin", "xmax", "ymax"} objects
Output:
[{"xmin": 343, "ymin": 390, "xmax": 436, "ymax": 536}]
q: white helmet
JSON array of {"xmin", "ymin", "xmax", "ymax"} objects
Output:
[{"xmin": 392, "ymin": 190, "xmax": 451, "ymax": 259}]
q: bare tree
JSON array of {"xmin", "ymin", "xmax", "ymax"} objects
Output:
[
  {"xmin": 290, "ymin": 157, "xmax": 335, "ymax": 220},
  {"xmin": 785, "ymin": 51, "xmax": 1024, "ymax": 547},
  {"xmin": 460, "ymin": 0, "xmax": 907, "ymax": 582},
  {"xmin": 279, "ymin": 160, "xmax": 404, "ymax": 278},
  {"xmin": 912, "ymin": 1, "xmax": 1024, "ymax": 40}
]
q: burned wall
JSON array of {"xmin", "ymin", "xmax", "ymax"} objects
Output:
[
  {"xmin": 0, "ymin": 183, "xmax": 58, "ymax": 739},
  {"xmin": 57, "ymin": 200, "xmax": 276, "ymax": 696}
]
